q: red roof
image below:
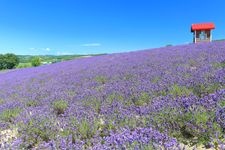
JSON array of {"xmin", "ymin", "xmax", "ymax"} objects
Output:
[{"xmin": 191, "ymin": 23, "xmax": 215, "ymax": 32}]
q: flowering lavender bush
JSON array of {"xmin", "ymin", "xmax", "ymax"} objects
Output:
[{"xmin": 0, "ymin": 41, "xmax": 225, "ymax": 149}]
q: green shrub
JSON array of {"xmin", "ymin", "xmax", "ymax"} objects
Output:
[
  {"xmin": 218, "ymin": 100, "xmax": 225, "ymax": 107},
  {"xmin": 212, "ymin": 61, "xmax": 225, "ymax": 69},
  {"xmin": 31, "ymin": 57, "xmax": 41, "ymax": 67},
  {"xmin": 77, "ymin": 118, "xmax": 98, "ymax": 140},
  {"xmin": 106, "ymin": 93, "xmax": 124, "ymax": 105},
  {"xmin": 151, "ymin": 77, "xmax": 161, "ymax": 83},
  {"xmin": 0, "ymin": 107, "xmax": 21, "ymax": 122},
  {"xmin": 126, "ymin": 141, "xmax": 155, "ymax": 150},
  {"xmin": 92, "ymin": 98, "xmax": 101, "ymax": 113},
  {"xmin": 189, "ymin": 59, "xmax": 197, "ymax": 67},
  {"xmin": 169, "ymin": 84, "xmax": 192, "ymax": 97},
  {"xmin": 118, "ymin": 117, "xmax": 138, "ymax": 130},
  {"xmin": 0, "ymin": 99, "xmax": 4, "ymax": 104},
  {"xmin": 95, "ymin": 76, "xmax": 107, "ymax": 84},
  {"xmin": 133, "ymin": 92, "xmax": 151, "ymax": 106},
  {"xmin": 192, "ymin": 83, "xmax": 220, "ymax": 97},
  {"xmin": 26, "ymin": 100, "xmax": 39, "ymax": 107},
  {"xmin": 52, "ymin": 100, "xmax": 68, "ymax": 115}
]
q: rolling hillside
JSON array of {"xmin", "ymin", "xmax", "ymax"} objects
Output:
[{"xmin": 0, "ymin": 41, "xmax": 225, "ymax": 149}]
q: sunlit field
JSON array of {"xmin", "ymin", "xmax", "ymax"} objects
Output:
[{"xmin": 0, "ymin": 41, "xmax": 225, "ymax": 149}]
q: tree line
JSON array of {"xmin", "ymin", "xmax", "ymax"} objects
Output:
[{"xmin": 0, "ymin": 53, "xmax": 42, "ymax": 70}]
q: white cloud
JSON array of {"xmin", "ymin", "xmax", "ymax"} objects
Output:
[
  {"xmin": 29, "ymin": 48, "xmax": 51, "ymax": 51},
  {"xmin": 29, "ymin": 48, "xmax": 35, "ymax": 50},
  {"xmin": 44, "ymin": 48, "xmax": 51, "ymax": 51},
  {"xmin": 81, "ymin": 43, "xmax": 101, "ymax": 47}
]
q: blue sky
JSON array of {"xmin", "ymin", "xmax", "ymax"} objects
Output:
[{"xmin": 0, "ymin": 0, "xmax": 225, "ymax": 55}]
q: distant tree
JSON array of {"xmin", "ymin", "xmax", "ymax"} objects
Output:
[
  {"xmin": 166, "ymin": 44, "xmax": 173, "ymax": 47},
  {"xmin": 0, "ymin": 54, "xmax": 5, "ymax": 70},
  {"xmin": 31, "ymin": 57, "xmax": 41, "ymax": 67},
  {"xmin": 0, "ymin": 53, "xmax": 19, "ymax": 70},
  {"xmin": 4, "ymin": 53, "xmax": 19, "ymax": 69}
]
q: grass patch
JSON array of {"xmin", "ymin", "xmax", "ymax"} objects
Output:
[
  {"xmin": 169, "ymin": 84, "xmax": 192, "ymax": 97},
  {"xmin": 95, "ymin": 75, "xmax": 107, "ymax": 84},
  {"xmin": 52, "ymin": 100, "xmax": 68, "ymax": 115},
  {"xmin": 77, "ymin": 118, "xmax": 98, "ymax": 140},
  {"xmin": 106, "ymin": 93, "xmax": 124, "ymax": 104},
  {"xmin": 212, "ymin": 61, "xmax": 225, "ymax": 69},
  {"xmin": 26, "ymin": 100, "xmax": 39, "ymax": 107},
  {"xmin": 16, "ymin": 63, "xmax": 32, "ymax": 69},
  {"xmin": 91, "ymin": 98, "xmax": 101, "ymax": 113},
  {"xmin": 0, "ymin": 107, "xmax": 21, "ymax": 123},
  {"xmin": 153, "ymin": 90, "xmax": 167, "ymax": 97},
  {"xmin": 133, "ymin": 92, "xmax": 151, "ymax": 106},
  {"xmin": 0, "ymin": 99, "xmax": 4, "ymax": 104},
  {"xmin": 189, "ymin": 59, "xmax": 198, "ymax": 67},
  {"xmin": 118, "ymin": 117, "xmax": 138, "ymax": 130},
  {"xmin": 218, "ymin": 100, "xmax": 225, "ymax": 107},
  {"xmin": 191, "ymin": 83, "xmax": 220, "ymax": 97},
  {"xmin": 151, "ymin": 77, "xmax": 161, "ymax": 83}
]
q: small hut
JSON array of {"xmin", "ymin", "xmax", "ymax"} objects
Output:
[{"xmin": 191, "ymin": 22, "xmax": 215, "ymax": 43}]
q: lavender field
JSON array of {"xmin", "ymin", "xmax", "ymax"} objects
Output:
[{"xmin": 0, "ymin": 42, "xmax": 225, "ymax": 149}]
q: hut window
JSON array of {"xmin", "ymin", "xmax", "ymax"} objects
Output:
[{"xmin": 200, "ymin": 31, "xmax": 206, "ymax": 40}]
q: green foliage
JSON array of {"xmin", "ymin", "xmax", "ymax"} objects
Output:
[
  {"xmin": 106, "ymin": 93, "xmax": 124, "ymax": 105},
  {"xmin": 18, "ymin": 54, "xmax": 106, "ymax": 64},
  {"xmin": 0, "ymin": 107, "xmax": 21, "ymax": 122},
  {"xmin": 151, "ymin": 77, "xmax": 161, "ymax": 83},
  {"xmin": 166, "ymin": 44, "xmax": 173, "ymax": 47},
  {"xmin": 126, "ymin": 141, "xmax": 157, "ymax": 150},
  {"xmin": 83, "ymin": 97, "xmax": 102, "ymax": 113},
  {"xmin": 169, "ymin": 84, "xmax": 192, "ymax": 97},
  {"xmin": 31, "ymin": 57, "xmax": 41, "ymax": 67},
  {"xmin": 151, "ymin": 105, "xmax": 221, "ymax": 147},
  {"xmin": 0, "ymin": 53, "xmax": 19, "ymax": 70},
  {"xmin": 117, "ymin": 115, "xmax": 149, "ymax": 130},
  {"xmin": 77, "ymin": 118, "xmax": 98, "ymax": 140},
  {"xmin": 95, "ymin": 76, "xmax": 107, "ymax": 84},
  {"xmin": 153, "ymin": 90, "xmax": 167, "ymax": 97},
  {"xmin": 92, "ymin": 98, "xmax": 101, "ymax": 113},
  {"xmin": 26, "ymin": 100, "xmax": 39, "ymax": 107},
  {"xmin": 219, "ymin": 100, "xmax": 225, "ymax": 107},
  {"xmin": 16, "ymin": 63, "xmax": 32, "ymax": 68},
  {"xmin": 119, "ymin": 117, "xmax": 138, "ymax": 130},
  {"xmin": 105, "ymin": 120, "xmax": 116, "ymax": 131},
  {"xmin": 60, "ymin": 129, "xmax": 71, "ymax": 137},
  {"xmin": 52, "ymin": 100, "xmax": 68, "ymax": 115},
  {"xmin": 140, "ymin": 143, "xmax": 155, "ymax": 150},
  {"xmin": 0, "ymin": 99, "xmax": 4, "ymax": 104},
  {"xmin": 20, "ymin": 117, "xmax": 58, "ymax": 149},
  {"xmin": 192, "ymin": 83, "xmax": 220, "ymax": 97},
  {"xmin": 189, "ymin": 59, "xmax": 197, "ymax": 67},
  {"xmin": 183, "ymin": 73, "xmax": 191, "ymax": 79},
  {"xmin": 126, "ymin": 141, "xmax": 155, "ymax": 150},
  {"xmin": 124, "ymin": 74, "xmax": 134, "ymax": 80},
  {"xmin": 194, "ymin": 111, "xmax": 210, "ymax": 125},
  {"xmin": 212, "ymin": 61, "xmax": 225, "ymax": 69},
  {"xmin": 133, "ymin": 92, "xmax": 151, "ymax": 106}
]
